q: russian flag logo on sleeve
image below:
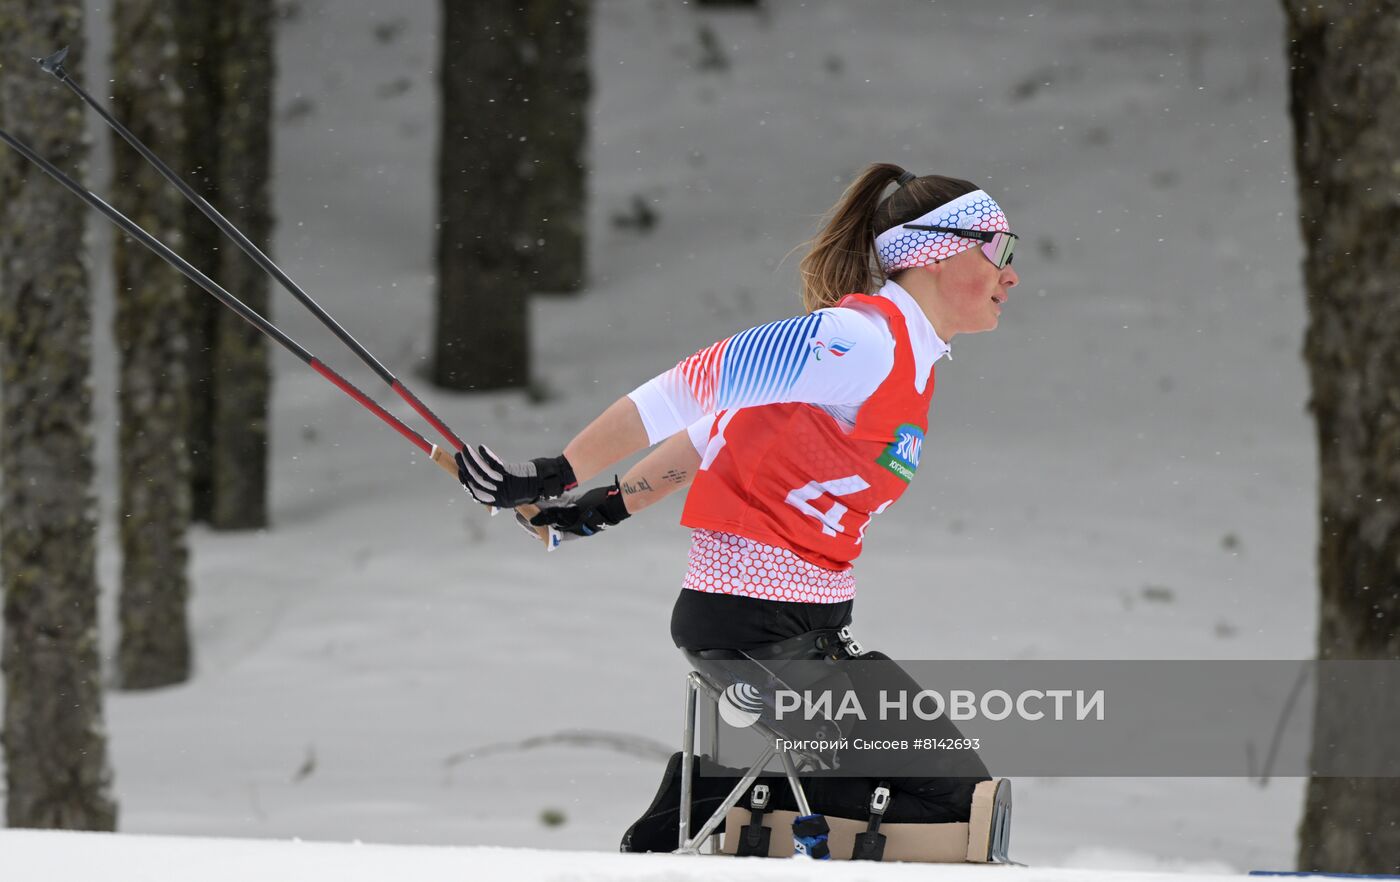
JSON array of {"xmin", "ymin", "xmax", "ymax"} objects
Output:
[{"xmin": 812, "ymin": 337, "xmax": 855, "ymax": 361}]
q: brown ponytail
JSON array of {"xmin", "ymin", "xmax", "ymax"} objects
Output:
[{"xmin": 797, "ymin": 163, "xmax": 980, "ymax": 313}]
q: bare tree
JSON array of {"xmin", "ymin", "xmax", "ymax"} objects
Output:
[
  {"xmin": 0, "ymin": 0, "xmax": 119, "ymax": 829},
  {"xmin": 522, "ymin": 0, "xmax": 591, "ymax": 294},
  {"xmin": 175, "ymin": 2, "xmax": 224, "ymax": 524},
  {"xmin": 1282, "ymin": 0, "xmax": 1400, "ymax": 873},
  {"xmin": 111, "ymin": 0, "xmax": 194, "ymax": 689},
  {"xmin": 434, "ymin": 0, "xmax": 534, "ymax": 390},
  {"xmin": 176, "ymin": 0, "xmax": 275, "ymax": 529},
  {"xmin": 209, "ymin": 0, "xmax": 275, "ymax": 529}
]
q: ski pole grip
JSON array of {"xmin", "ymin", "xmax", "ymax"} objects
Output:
[
  {"xmin": 430, "ymin": 444, "xmax": 461, "ymax": 477},
  {"xmin": 429, "ymin": 445, "xmax": 553, "ymax": 546},
  {"xmin": 516, "ymin": 503, "xmax": 558, "ymax": 549},
  {"xmin": 515, "ymin": 503, "xmax": 551, "ymax": 541}
]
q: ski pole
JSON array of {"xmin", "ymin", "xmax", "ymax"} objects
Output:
[
  {"xmin": 0, "ymin": 125, "xmax": 458, "ymax": 468},
  {"xmin": 0, "ymin": 124, "xmax": 555, "ymax": 549},
  {"xmin": 32, "ymin": 47, "xmax": 555, "ymax": 548},
  {"xmin": 35, "ymin": 46, "xmax": 464, "ymax": 454}
]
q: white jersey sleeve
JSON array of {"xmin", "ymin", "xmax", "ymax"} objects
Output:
[
  {"xmin": 687, "ymin": 413, "xmax": 713, "ymax": 455},
  {"xmin": 628, "ymin": 305, "xmax": 896, "ymax": 445}
]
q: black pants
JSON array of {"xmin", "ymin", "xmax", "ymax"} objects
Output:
[
  {"xmin": 670, "ymin": 587, "xmax": 854, "ymax": 650},
  {"xmin": 670, "ymin": 588, "xmax": 988, "ymax": 824}
]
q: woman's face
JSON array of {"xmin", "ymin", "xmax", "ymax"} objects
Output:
[{"xmin": 926, "ymin": 246, "xmax": 1020, "ymax": 336}]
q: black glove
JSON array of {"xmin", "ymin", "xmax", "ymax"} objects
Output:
[
  {"xmin": 519, "ymin": 479, "xmax": 631, "ymax": 540},
  {"xmin": 455, "ymin": 444, "xmax": 577, "ymax": 508}
]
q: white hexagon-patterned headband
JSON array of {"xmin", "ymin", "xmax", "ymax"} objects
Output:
[{"xmin": 874, "ymin": 189, "xmax": 1010, "ymax": 274}]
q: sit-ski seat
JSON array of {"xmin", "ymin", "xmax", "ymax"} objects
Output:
[{"xmin": 677, "ymin": 643, "xmax": 1013, "ymax": 863}]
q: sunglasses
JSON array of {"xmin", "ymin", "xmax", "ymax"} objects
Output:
[{"xmin": 901, "ymin": 224, "xmax": 1018, "ymax": 269}]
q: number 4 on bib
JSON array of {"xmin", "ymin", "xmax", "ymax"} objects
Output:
[{"xmin": 785, "ymin": 475, "xmax": 892, "ymax": 542}]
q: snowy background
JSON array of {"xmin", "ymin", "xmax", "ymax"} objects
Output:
[{"xmin": 9, "ymin": 0, "xmax": 1316, "ymax": 875}]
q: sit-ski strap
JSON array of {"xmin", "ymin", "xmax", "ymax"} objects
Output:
[
  {"xmin": 851, "ymin": 782, "xmax": 892, "ymax": 862},
  {"xmin": 736, "ymin": 784, "xmax": 772, "ymax": 857}
]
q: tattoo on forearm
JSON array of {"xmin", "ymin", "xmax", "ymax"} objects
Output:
[
  {"xmin": 621, "ymin": 477, "xmax": 654, "ymax": 496},
  {"xmin": 662, "ymin": 469, "xmax": 689, "ymax": 485}
]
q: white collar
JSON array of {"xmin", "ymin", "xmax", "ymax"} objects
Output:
[{"xmin": 876, "ymin": 279, "xmax": 950, "ymax": 393}]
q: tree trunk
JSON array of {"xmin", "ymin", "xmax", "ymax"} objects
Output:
[
  {"xmin": 172, "ymin": 0, "xmax": 273, "ymax": 529},
  {"xmin": 0, "ymin": 1, "xmax": 119, "ymax": 829},
  {"xmin": 207, "ymin": 0, "xmax": 275, "ymax": 529},
  {"xmin": 175, "ymin": 2, "xmax": 225, "ymax": 525},
  {"xmin": 434, "ymin": 0, "xmax": 533, "ymax": 391},
  {"xmin": 1282, "ymin": 1, "xmax": 1400, "ymax": 873},
  {"xmin": 111, "ymin": 0, "xmax": 194, "ymax": 689},
  {"xmin": 522, "ymin": 0, "xmax": 591, "ymax": 294}
]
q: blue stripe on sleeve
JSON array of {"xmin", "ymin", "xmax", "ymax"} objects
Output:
[
  {"xmin": 758, "ymin": 315, "xmax": 808, "ymax": 401},
  {"xmin": 721, "ymin": 324, "xmax": 764, "ymax": 406},
  {"xmin": 714, "ymin": 313, "xmax": 824, "ymax": 410},
  {"xmin": 741, "ymin": 319, "xmax": 786, "ymax": 402},
  {"xmin": 777, "ymin": 313, "xmax": 822, "ymax": 394},
  {"xmin": 716, "ymin": 325, "xmax": 758, "ymax": 407}
]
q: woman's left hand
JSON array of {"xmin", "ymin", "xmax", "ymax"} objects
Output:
[{"xmin": 515, "ymin": 480, "xmax": 631, "ymax": 541}]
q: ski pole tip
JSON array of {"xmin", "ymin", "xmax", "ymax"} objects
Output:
[{"xmin": 34, "ymin": 46, "xmax": 70, "ymax": 77}]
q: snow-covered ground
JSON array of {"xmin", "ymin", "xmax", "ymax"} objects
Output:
[
  {"xmin": 8, "ymin": 0, "xmax": 1317, "ymax": 876},
  {"xmin": 3, "ymin": 828, "xmax": 1260, "ymax": 882}
]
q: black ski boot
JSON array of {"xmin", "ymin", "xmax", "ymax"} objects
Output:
[{"xmin": 620, "ymin": 751, "xmax": 766, "ymax": 852}]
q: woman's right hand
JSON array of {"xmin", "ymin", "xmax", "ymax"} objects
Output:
[{"xmin": 455, "ymin": 444, "xmax": 577, "ymax": 508}]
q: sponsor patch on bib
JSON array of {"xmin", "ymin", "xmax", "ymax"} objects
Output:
[{"xmin": 876, "ymin": 424, "xmax": 923, "ymax": 483}]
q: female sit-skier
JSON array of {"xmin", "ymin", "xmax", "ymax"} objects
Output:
[{"xmin": 456, "ymin": 162, "xmax": 1019, "ymax": 856}]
